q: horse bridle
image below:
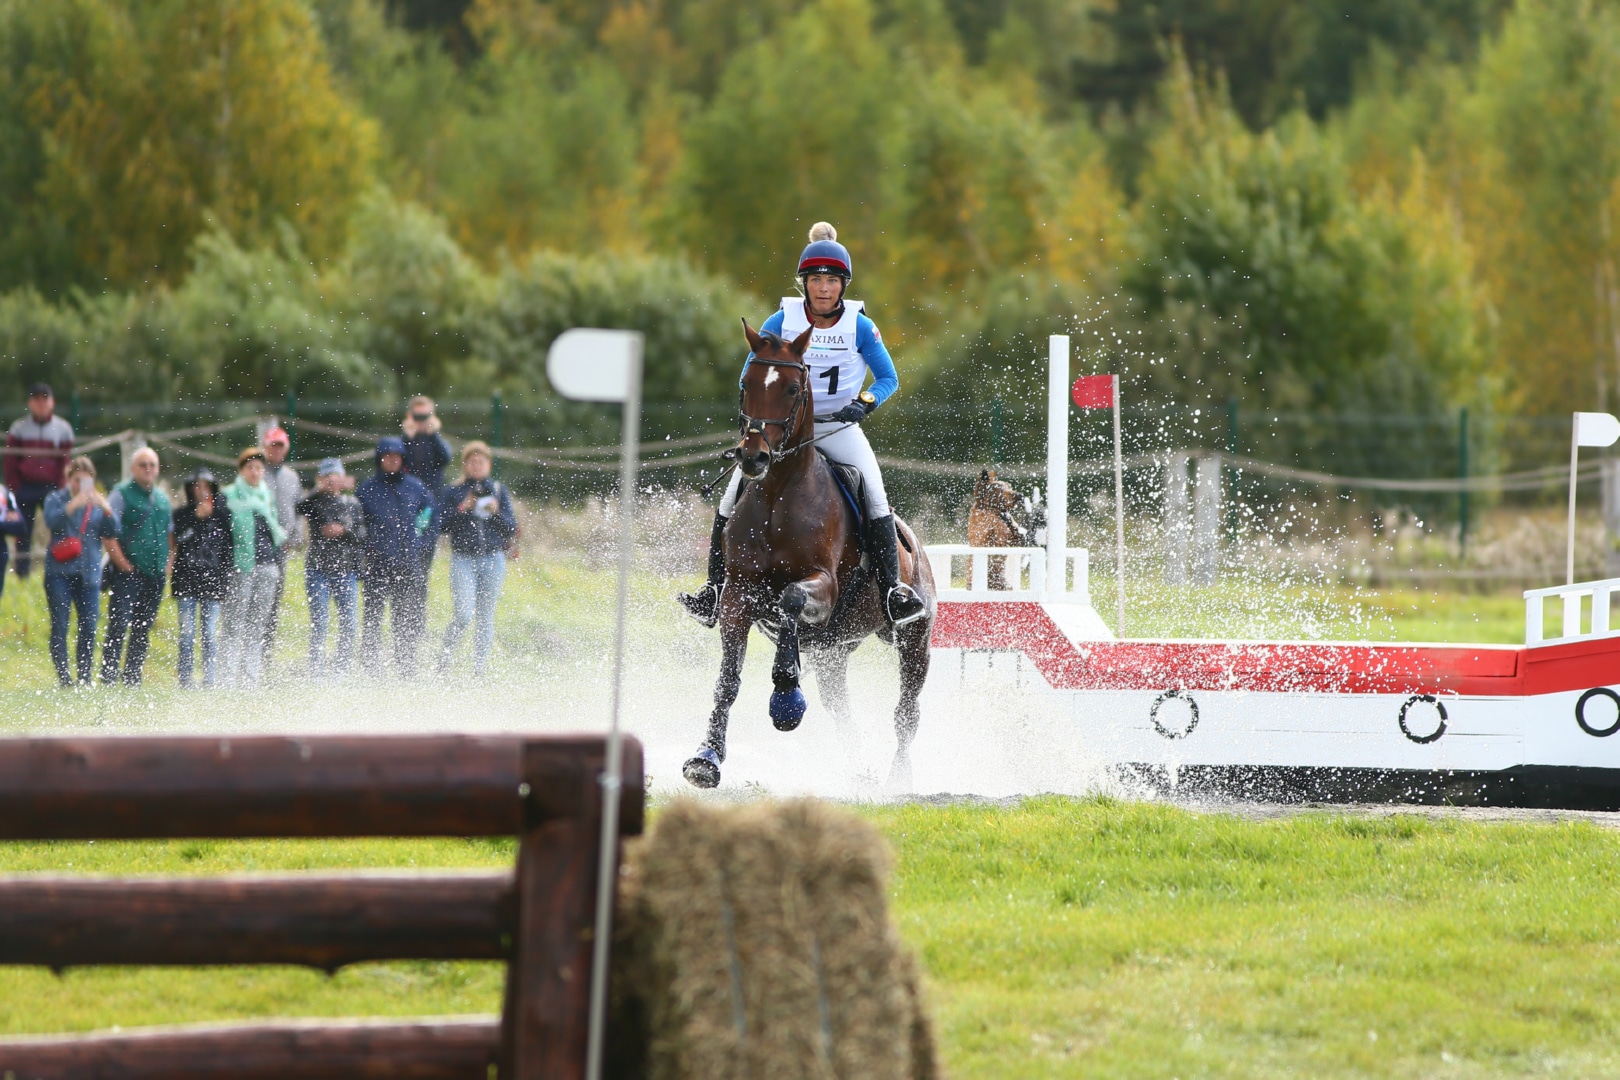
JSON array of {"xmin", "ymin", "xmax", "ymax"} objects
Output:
[{"xmin": 737, "ymin": 357, "xmax": 811, "ymax": 463}]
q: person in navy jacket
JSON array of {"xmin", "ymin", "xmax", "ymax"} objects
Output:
[
  {"xmin": 356, "ymin": 436, "xmax": 432, "ymax": 677},
  {"xmin": 679, "ymin": 221, "xmax": 925, "ymax": 628}
]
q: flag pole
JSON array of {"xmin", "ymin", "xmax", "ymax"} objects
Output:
[
  {"xmin": 1568, "ymin": 415, "xmax": 1581, "ymax": 586},
  {"xmin": 1112, "ymin": 374, "xmax": 1125, "ymax": 637}
]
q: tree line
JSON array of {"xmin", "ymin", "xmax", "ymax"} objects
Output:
[{"xmin": 0, "ymin": 0, "xmax": 1611, "ymax": 458}]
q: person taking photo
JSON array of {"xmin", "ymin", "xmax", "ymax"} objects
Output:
[
  {"xmin": 41, "ymin": 457, "xmax": 117, "ymax": 686},
  {"xmin": 437, "ymin": 441, "xmax": 515, "ymax": 675}
]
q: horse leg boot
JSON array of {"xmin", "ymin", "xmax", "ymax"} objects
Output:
[
  {"xmin": 676, "ymin": 512, "xmax": 727, "ymax": 628},
  {"xmin": 867, "ymin": 516, "xmax": 926, "ymax": 626},
  {"xmin": 684, "ymin": 605, "xmax": 749, "ymax": 788},
  {"xmin": 767, "ymin": 575, "xmax": 831, "ymax": 731}
]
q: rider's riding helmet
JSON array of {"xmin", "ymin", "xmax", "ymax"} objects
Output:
[{"xmin": 798, "ymin": 221, "xmax": 852, "ymax": 287}]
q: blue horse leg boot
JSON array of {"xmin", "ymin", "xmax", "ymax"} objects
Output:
[
  {"xmin": 867, "ymin": 515, "xmax": 925, "ymax": 626},
  {"xmin": 677, "ymin": 512, "xmax": 727, "ymax": 628}
]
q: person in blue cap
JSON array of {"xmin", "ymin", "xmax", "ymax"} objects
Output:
[
  {"xmin": 356, "ymin": 436, "xmax": 433, "ymax": 677},
  {"xmin": 678, "ymin": 221, "xmax": 926, "ymax": 628}
]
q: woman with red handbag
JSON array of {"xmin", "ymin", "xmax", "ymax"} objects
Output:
[{"xmin": 42, "ymin": 457, "xmax": 119, "ymax": 687}]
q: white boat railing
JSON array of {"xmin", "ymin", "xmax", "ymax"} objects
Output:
[
  {"xmin": 1524, "ymin": 576, "xmax": 1620, "ymax": 646},
  {"xmin": 925, "ymin": 545, "xmax": 1090, "ymax": 604}
]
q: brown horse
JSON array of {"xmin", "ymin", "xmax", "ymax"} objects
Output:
[
  {"xmin": 682, "ymin": 321, "xmax": 935, "ymax": 791},
  {"xmin": 968, "ymin": 468, "xmax": 1029, "ymax": 589}
]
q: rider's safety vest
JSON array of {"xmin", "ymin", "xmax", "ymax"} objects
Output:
[{"xmin": 779, "ymin": 298, "xmax": 865, "ymax": 416}]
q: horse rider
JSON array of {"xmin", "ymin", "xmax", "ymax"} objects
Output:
[{"xmin": 679, "ymin": 221, "xmax": 928, "ymax": 628}]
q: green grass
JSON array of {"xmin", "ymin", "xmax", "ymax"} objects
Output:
[
  {"xmin": 0, "ymin": 551, "xmax": 1579, "ymax": 1074},
  {"xmin": 4, "ymin": 801, "xmax": 1620, "ymax": 1077},
  {"xmin": 875, "ymin": 797, "xmax": 1620, "ymax": 1078}
]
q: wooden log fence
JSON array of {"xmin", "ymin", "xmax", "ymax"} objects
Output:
[{"xmin": 0, "ymin": 733, "xmax": 645, "ymax": 1080}]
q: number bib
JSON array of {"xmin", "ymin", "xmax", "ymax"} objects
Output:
[{"xmin": 779, "ymin": 298, "xmax": 865, "ymax": 414}]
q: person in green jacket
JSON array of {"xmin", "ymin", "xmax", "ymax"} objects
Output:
[
  {"xmin": 219, "ymin": 447, "xmax": 287, "ymax": 686},
  {"xmin": 100, "ymin": 447, "xmax": 173, "ymax": 685}
]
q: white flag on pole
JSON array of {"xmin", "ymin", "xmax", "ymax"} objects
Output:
[
  {"xmin": 546, "ymin": 328, "xmax": 643, "ymax": 403},
  {"xmin": 1575, "ymin": 411, "xmax": 1620, "ymax": 448}
]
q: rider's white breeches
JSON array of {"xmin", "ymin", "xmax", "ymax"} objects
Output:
[{"xmin": 718, "ymin": 422, "xmax": 891, "ymax": 518}]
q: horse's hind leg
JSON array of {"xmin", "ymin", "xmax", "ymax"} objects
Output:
[
  {"xmin": 809, "ymin": 642, "xmax": 857, "ymax": 743},
  {"xmin": 887, "ymin": 616, "xmax": 932, "ymax": 794},
  {"xmin": 684, "ymin": 601, "xmax": 750, "ymax": 789}
]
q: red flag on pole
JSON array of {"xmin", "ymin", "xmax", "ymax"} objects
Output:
[{"xmin": 1071, "ymin": 375, "xmax": 1114, "ymax": 409}]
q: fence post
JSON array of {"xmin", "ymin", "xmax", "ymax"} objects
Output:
[
  {"xmin": 990, "ymin": 396, "xmax": 1003, "ymax": 467},
  {"xmin": 1603, "ymin": 458, "xmax": 1620, "ymax": 578},
  {"xmin": 1458, "ymin": 407, "xmax": 1469, "ymax": 557},
  {"xmin": 492, "ymin": 391, "xmax": 504, "ymax": 479},
  {"xmin": 286, "ymin": 392, "xmax": 297, "ymax": 458},
  {"xmin": 119, "ymin": 432, "xmax": 147, "ymax": 483},
  {"xmin": 1193, "ymin": 453, "xmax": 1221, "ymax": 586},
  {"xmin": 1164, "ymin": 452, "xmax": 1190, "ymax": 585}
]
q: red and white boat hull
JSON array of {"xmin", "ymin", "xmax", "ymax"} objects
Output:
[{"xmin": 930, "ymin": 600, "xmax": 1620, "ymax": 807}]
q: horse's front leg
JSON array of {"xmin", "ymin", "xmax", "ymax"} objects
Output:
[
  {"xmin": 683, "ymin": 594, "xmax": 751, "ymax": 789},
  {"xmin": 769, "ymin": 573, "xmax": 836, "ymax": 732}
]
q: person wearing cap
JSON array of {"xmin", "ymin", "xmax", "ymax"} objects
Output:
[
  {"xmin": 297, "ymin": 458, "xmax": 366, "ymax": 678},
  {"xmin": 258, "ymin": 425, "xmax": 304, "ymax": 671},
  {"xmin": 356, "ymin": 436, "xmax": 433, "ymax": 677},
  {"xmin": 677, "ymin": 221, "xmax": 925, "ymax": 628},
  {"xmin": 99, "ymin": 447, "xmax": 173, "ymax": 686},
  {"xmin": 41, "ymin": 457, "xmax": 118, "ymax": 686},
  {"xmin": 437, "ymin": 441, "xmax": 516, "ymax": 674},
  {"xmin": 219, "ymin": 447, "xmax": 287, "ymax": 687},
  {"xmin": 5, "ymin": 382, "xmax": 75, "ymax": 579},
  {"xmin": 170, "ymin": 467, "xmax": 235, "ymax": 688}
]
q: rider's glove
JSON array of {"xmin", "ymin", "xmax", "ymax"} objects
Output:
[{"xmin": 829, "ymin": 402, "xmax": 870, "ymax": 424}]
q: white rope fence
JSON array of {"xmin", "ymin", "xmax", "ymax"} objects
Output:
[{"xmin": 4, "ymin": 414, "xmax": 1606, "ymax": 494}]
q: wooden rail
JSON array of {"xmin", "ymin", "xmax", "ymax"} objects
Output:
[{"xmin": 0, "ymin": 734, "xmax": 645, "ymax": 1080}]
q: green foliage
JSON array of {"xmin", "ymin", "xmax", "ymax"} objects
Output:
[
  {"xmin": 476, "ymin": 250, "xmax": 761, "ymax": 404},
  {"xmin": 1075, "ymin": 0, "xmax": 1510, "ymax": 128},
  {"xmin": 1122, "ymin": 58, "xmax": 1484, "ymax": 424},
  {"xmin": 0, "ymin": 0, "xmax": 376, "ymax": 296},
  {"xmin": 3, "ymin": 0, "xmax": 1613, "ymax": 450}
]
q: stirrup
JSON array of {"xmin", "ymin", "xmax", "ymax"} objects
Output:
[
  {"xmin": 677, "ymin": 582, "xmax": 723, "ymax": 628},
  {"xmin": 884, "ymin": 583, "xmax": 926, "ymax": 627}
]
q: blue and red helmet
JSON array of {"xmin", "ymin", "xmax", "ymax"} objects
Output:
[{"xmin": 798, "ymin": 222, "xmax": 852, "ymax": 281}]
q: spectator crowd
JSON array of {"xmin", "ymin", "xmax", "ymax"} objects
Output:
[{"xmin": 1, "ymin": 387, "xmax": 518, "ymax": 688}]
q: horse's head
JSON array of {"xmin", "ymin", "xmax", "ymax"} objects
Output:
[
  {"xmin": 737, "ymin": 318, "xmax": 814, "ymax": 480},
  {"xmin": 974, "ymin": 468, "xmax": 1020, "ymax": 514}
]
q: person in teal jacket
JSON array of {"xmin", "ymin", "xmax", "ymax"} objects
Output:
[
  {"xmin": 219, "ymin": 447, "xmax": 286, "ymax": 686},
  {"xmin": 101, "ymin": 447, "xmax": 173, "ymax": 685}
]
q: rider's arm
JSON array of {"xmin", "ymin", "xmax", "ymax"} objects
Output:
[
  {"xmin": 857, "ymin": 314, "xmax": 898, "ymax": 408},
  {"xmin": 740, "ymin": 310, "xmax": 789, "ymax": 385}
]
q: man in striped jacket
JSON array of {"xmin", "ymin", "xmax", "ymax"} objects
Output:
[{"xmin": 4, "ymin": 384, "xmax": 74, "ymax": 579}]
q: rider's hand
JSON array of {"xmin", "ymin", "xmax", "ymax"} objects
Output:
[{"xmin": 829, "ymin": 402, "xmax": 869, "ymax": 424}]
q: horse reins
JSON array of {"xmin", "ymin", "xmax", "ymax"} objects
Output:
[{"xmin": 700, "ymin": 353, "xmax": 853, "ymax": 495}]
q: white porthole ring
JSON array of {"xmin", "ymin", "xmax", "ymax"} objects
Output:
[
  {"xmin": 1150, "ymin": 689, "xmax": 1199, "ymax": 740},
  {"xmin": 1398, "ymin": 694, "xmax": 1448, "ymax": 745}
]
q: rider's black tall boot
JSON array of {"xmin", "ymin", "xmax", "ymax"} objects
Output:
[
  {"xmin": 867, "ymin": 515, "xmax": 926, "ymax": 626},
  {"xmin": 677, "ymin": 512, "xmax": 727, "ymax": 628}
]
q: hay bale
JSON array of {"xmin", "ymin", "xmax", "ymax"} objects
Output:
[{"xmin": 608, "ymin": 799, "xmax": 940, "ymax": 1080}]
